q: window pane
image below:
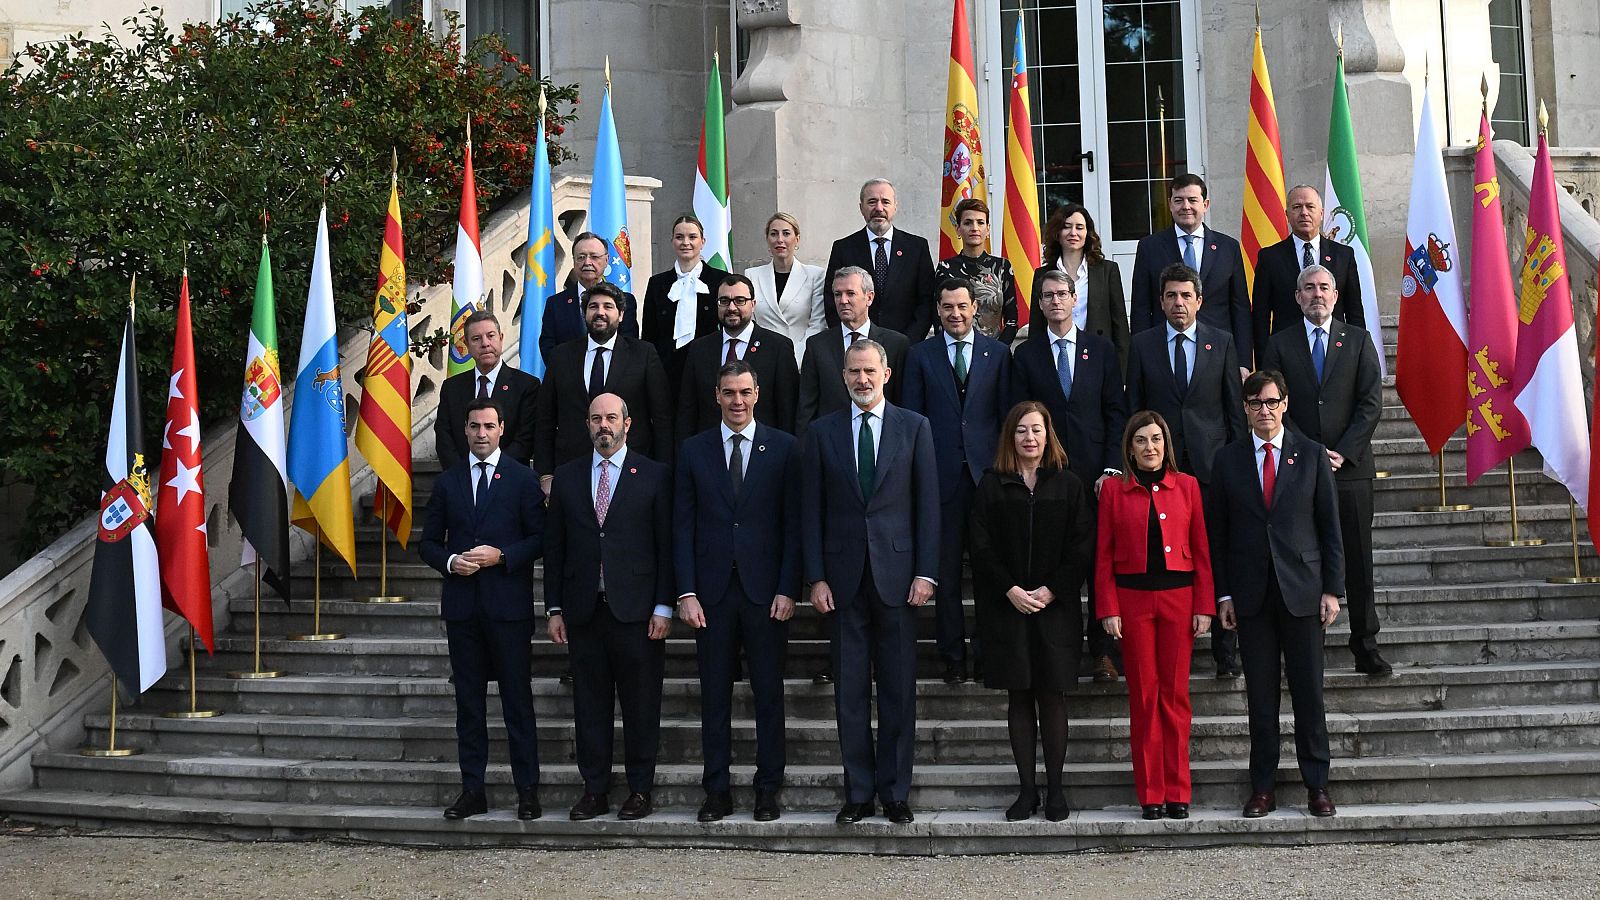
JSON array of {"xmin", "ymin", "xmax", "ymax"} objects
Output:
[
  {"xmin": 1102, "ymin": 3, "xmax": 1145, "ymax": 64},
  {"xmin": 1141, "ymin": 2, "xmax": 1182, "ymax": 61},
  {"xmin": 1041, "ymin": 183, "xmax": 1085, "ymax": 221},
  {"xmin": 1037, "ymin": 66, "xmax": 1081, "ymax": 124},
  {"xmin": 1106, "ymin": 121, "xmax": 1151, "ymax": 180},
  {"xmin": 1488, "ymin": 0, "xmax": 1523, "ymax": 28},
  {"xmin": 467, "ymin": 0, "xmax": 538, "ymax": 68},
  {"xmin": 1036, "ymin": 6, "xmax": 1079, "ymax": 67},
  {"xmin": 1110, "ymin": 179, "xmax": 1153, "ymax": 239},
  {"xmin": 1490, "ymin": 27, "xmax": 1524, "ymax": 76},
  {"xmin": 1103, "ymin": 63, "xmax": 1146, "ymax": 122},
  {"xmin": 1039, "ymin": 124, "xmax": 1085, "ymax": 183}
]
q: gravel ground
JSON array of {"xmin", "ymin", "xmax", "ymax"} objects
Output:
[{"xmin": 2, "ymin": 826, "xmax": 1597, "ymax": 900}]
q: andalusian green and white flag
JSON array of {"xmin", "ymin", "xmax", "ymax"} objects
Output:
[
  {"xmin": 694, "ymin": 52, "xmax": 731, "ymax": 270},
  {"xmin": 1323, "ymin": 49, "xmax": 1385, "ymax": 374}
]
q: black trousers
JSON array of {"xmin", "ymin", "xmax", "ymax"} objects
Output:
[
  {"xmin": 568, "ymin": 599, "xmax": 666, "ymax": 795},
  {"xmin": 831, "ymin": 561, "xmax": 918, "ymax": 804},
  {"xmin": 934, "ymin": 470, "xmax": 976, "ymax": 665},
  {"xmin": 1237, "ymin": 573, "xmax": 1331, "ymax": 792},
  {"xmin": 1195, "ymin": 478, "xmax": 1239, "ymax": 668},
  {"xmin": 696, "ymin": 579, "xmax": 788, "ymax": 793},
  {"xmin": 445, "ymin": 613, "xmax": 539, "ymax": 794},
  {"xmin": 1080, "ymin": 490, "xmax": 1116, "ymax": 659},
  {"xmin": 1339, "ymin": 479, "xmax": 1379, "ymax": 658}
]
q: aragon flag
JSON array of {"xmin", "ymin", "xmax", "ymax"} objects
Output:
[
  {"xmin": 156, "ymin": 271, "xmax": 215, "ymax": 651},
  {"xmin": 355, "ymin": 174, "xmax": 414, "ymax": 547},
  {"xmin": 87, "ymin": 296, "xmax": 168, "ymax": 693},
  {"xmin": 229, "ymin": 236, "xmax": 293, "ymax": 604}
]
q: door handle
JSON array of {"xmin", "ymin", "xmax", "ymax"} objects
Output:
[{"xmin": 1080, "ymin": 150, "xmax": 1095, "ymax": 173}]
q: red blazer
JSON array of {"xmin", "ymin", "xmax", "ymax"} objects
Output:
[{"xmin": 1095, "ymin": 469, "xmax": 1216, "ymax": 618}]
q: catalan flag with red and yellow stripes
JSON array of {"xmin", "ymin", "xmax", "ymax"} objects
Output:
[
  {"xmin": 1239, "ymin": 25, "xmax": 1288, "ymax": 296},
  {"xmin": 938, "ymin": 0, "xmax": 986, "ymax": 260},
  {"xmin": 354, "ymin": 171, "xmax": 413, "ymax": 546},
  {"xmin": 1002, "ymin": 15, "xmax": 1040, "ymax": 329}
]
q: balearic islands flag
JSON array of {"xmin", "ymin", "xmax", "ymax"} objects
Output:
[
  {"xmin": 590, "ymin": 64, "xmax": 634, "ymax": 292},
  {"xmin": 938, "ymin": 0, "xmax": 986, "ymax": 260},
  {"xmin": 1323, "ymin": 47, "xmax": 1385, "ymax": 375},
  {"xmin": 1239, "ymin": 23, "xmax": 1288, "ymax": 297},
  {"xmin": 230, "ymin": 236, "xmax": 293, "ymax": 603},
  {"xmin": 156, "ymin": 271, "xmax": 214, "ymax": 651},
  {"xmin": 87, "ymin": 298, "xmax": 167, "ymax": 693},
  {"xmin": 1001, "ymin": 15, "xmax": 1040, "ymax": 330},
  {"xmin": 519, "ymin": 89, "xmax": 556, "ymax": 379},
  {"xmin": 448, "ymin": 124, "xmax": 484, "ymax": 377},
  {"xmin": 694, "ymin": 53, "xmax": 732, "ymax": 272},
  {"xmin": 354, "ymin": 173, "xmax": 414, "ymax": 547}
]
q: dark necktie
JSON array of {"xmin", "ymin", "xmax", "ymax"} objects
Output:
[
  {"xmin": 588, "ymin": 346, "xmax": 606, "ymax": 397},
  {"xmin": 474, "ymin": 461, "xmax": 490, "ymax": 510},
  {"xmin": 1056, "ymin": 338, "xmax": 1074, "ymax": 401},
  {"xmin": 476, "ymin": 374, "xmax": 490, "ymax": 400},
  {"xmin": 1173, "ymin": 333, "xmax": 1189, "ymax": 395},
  {"xmin": 857, "ymin": 411, "xmax": 876, "ymax": 500},
  {"xmin": 953, "ymin": 340, "xmax": 968, "ymax": 385},
  {"xmin": 1301, "ymin": 240, "xmax": 1314, "ymax": 270},
  {"xmin": 728, "ymin": 433, "xmax": 745, "ymax": 496},
  {"xmin": 849, "ymin": 329, "xmax": 861, "ymax": 347},
  {"xmin": 872, "ymin": 237, "xmax": 889, "ymax": 294},
  {"xmin": 1312, "ymin": 326, "xmax": 1327, "ymax": 381},
  {"xmin": 1262, "ymin": 442, "xmax": 1277, "ymax": 510},
  {"xmin": 1182, "ymin": 234, "xmax": 1198, "ymax": 270},
  {"xmin": 724, "ymin": 337, "xmax": 741, "ymax": 366}
]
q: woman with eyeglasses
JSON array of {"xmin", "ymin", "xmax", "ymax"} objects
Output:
[
  {"xmin": 1030, "ymin": 203, "xmax": 1129, "ymax": 371},
  {"xmin": 1095, "ymin": 410, "xmax": 1215, "ymax": 820},
  {"xmin": 747, "ymin": 212, "xmax": 827, "ymax": 365},
  {"xmin": 642, "ymin": 214, "xmax": 730, "ymax": 392}
]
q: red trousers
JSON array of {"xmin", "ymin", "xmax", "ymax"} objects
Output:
[{"xmin": 1119, "ymin": 585, "xmax": 1198, "ymax": 805}]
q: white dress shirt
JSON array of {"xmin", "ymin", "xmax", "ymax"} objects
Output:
[
  {"xmin": 1295, "ymin": 235, "xmax": 1322, "ymax": 269},
  {"xmin": 446, "ymin": 447, "xmax": 503, "ymax": 573},
  {"xmin": 850, "ymin": 397, "xmax": 887, "ymax": 471},
  {"xmin": 584, "ymin": 333, "xmax": 619, "ymax": 385},
  {"xmin": 471, "ymin": 360, "xmax": 504, "ymax": 396},
  {"xmin": 1253, "ymin": 427, "xmax": 1285, "ymax": 489},
  {"xmin": 589, "ymin": 444, "xmax": 673, "ymax": 619},
  {"xmin": 865, "ymin": 225, "xmax": 896, "ymax": 263},
  {"xmin": 1047, "ymin": 323, "xmax": 1079, "ymax": 383},
  {"xmin": 1056, "ymin": 256, "xmax": 1091, "ymax": 331},
  {"xmin": 1304, "ymin": 315, "xmax": 1332, "ymax": 362},
  {"xmin": 840, "ymin": 322, "xmax": 871, "ymax": 356},
  {"xmin": 1175, "ymin": 224, "xmax": 1205, "ymax": 270},
  {"xmin": 943, "ymin": 329, "xmax": 973, "ymax": 373},
  {"xmin": 1165, "ymin": 321, "xmax": 1200, "ymax": 384},
  {"xmin": 722, "ymin": 321, "xmax": 756, "ymax": 361},
  {"xmin": 721, "ymin": 420, "xmax": 756, "ymax": 476}
]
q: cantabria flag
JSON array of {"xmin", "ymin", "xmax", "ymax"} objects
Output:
[
  {"xmin": 1323, "ymin": 49, "xmax": 1385, "ymax": 374},
  {"xmin": 694, "ymin": 53, "xmax": 731, "ymax": 271}
]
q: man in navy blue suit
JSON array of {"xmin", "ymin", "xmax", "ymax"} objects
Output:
[
  {"xmin": 802, "ymin": 339, "xmax": 941, "ymax": 825},
  {"xmin": 536, "ymin": 232, "xmax": 638, "ymax": 363},
  {"xmin": 419, "ymin": 398, "xmax": 547, "ymax": 822},
  {"xmin": 674, "ymin": 359, "xmax": 801, "ymax": 822},
  {"xmin": 900, "ymin": 276, "xmax": 1010, "ymax": 684}
]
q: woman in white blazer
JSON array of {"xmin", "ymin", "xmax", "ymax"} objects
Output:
[{"xmin": 746, "ymin": 212, "xmax": 826, "ymax": 365}]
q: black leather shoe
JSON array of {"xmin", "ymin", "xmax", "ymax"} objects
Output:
[
  {"xmin": 941, "ymin": 660, "xmax": 965, "ymax": 685},
  {"xmin": 753, "ymin": 789, "xmax": 781, "ymax": 821},
  {"xmin": 516, "ymin": 787, "xmax": 541, "ymax": 821},
  {"xmin": 559, "ymin": 668, "xmax": 574, "ymax": 686},
  {"xmin": 836, "ymin": 801, "xmax": 874, "ymax": 823},
  {"xmin": 1165, "ymin": 801, "xmax": 1189, "ymax": 820},
  {"xmin": 1354, "ymin": 652, "xmax": 1394, "ymax": 677},
  {"xmin": 443, "ymin": 789, "xmax": 488, "ymax": 820},
  {"xmin": 1215, "ymin": 664, "xmax": 1242, "ymax": 679},
  {"xmin": 1307, "ymin": 787, "xmax": 1337, "ymax": 817},
  {"xmin": 1243, "ymin": 791, "xmax": 1277, "ymax": 818},
  {"xmin": 1005, "ymin": 789, "xmax": 1039, "ymax": 821},
  {"xmin": 812, "ymin": 671, "xmax": 833, "ymax": 685},
  {"xmin": 1044, "ymin": 789, "xmax": 1070, "ymax": 822},
  {"xmin": 884, "ymin": 800, "xmax": 914, "ymax": 824},
  {"xmin": 568, "ymin": 791, "xmax": 609, "ymax": 821},
  {"xmin": 1140, "ymin": 804, "xmax": 1164, "ymax": 820},
  {"xmin": 618, "ymin": 791, "xmax": 653, "ymax": 820},
  {"xmin": 697, "ymin": 791, "xmax": 733, "ymax": 822}
]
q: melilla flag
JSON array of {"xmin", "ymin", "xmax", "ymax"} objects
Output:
[
  {"xmin": 1515, "ymin": 114, "xmax": 1589, "ymax": 508},
  {"xmin": 87, "ymin": 295, "xmax": 167, "ymax": 694},
  {"xmin": 448, "ymin": 123, "xmax": 485, "ymax": 377},
  {"xmin": 1239, "ymin": 23, "xmax": 1288, "ymax": 297},
  {"xmin": 1394, "ymin": 89, "xmax": 1469, "ymax": 456},
  {"xmin": 230, "ymin": 236, "xmax": 293, "ymax": 604},
  {"xmin": 939, "ymin": 0, "xmax": 986, "ymax": 260},
  {"xmin": 590, "ymin": 63, "xmax": 634, "ymax": 292},
  {"xmin": 156, "ymin": 271, "xmax": 214, "ymax": 652},
  {"xmin": 1001, "ymin": 15, "xmax": 1040, "ymax": 330},
  {"xmin": 354, "ymin": 172, "xmax": 414, "ymax": 547},
  {"xmin": 519, "ymin": 90, "xmax": 556, "ymax": 379},
  {"xmin": 1465, "ymin": 111, "xmax": 1530, "ymax": 483},
  {"xmin": 695, "ymin": 52, "xmax": 732, "ymax": 272},
  {"xmin": 287, "ymin": 205, "xmax": 357, "ymax": 574},
  {"xmin": 1323, "ymin": 47, "xmax": 1385, "ymax": 375}
]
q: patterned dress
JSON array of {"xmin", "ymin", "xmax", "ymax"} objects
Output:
[{"xmin": 936, "ymin": 253, "xmax": 1020, "ymax": 345}]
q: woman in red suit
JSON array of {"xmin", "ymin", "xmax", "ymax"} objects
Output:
[{"xmin": 1096, "ymin": 410, "xmax": 1215, "ymax": 820}]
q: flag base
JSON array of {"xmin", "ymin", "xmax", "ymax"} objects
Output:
[
  {"xmin": 1374, "ymin": 470, "xmax": 1390, "ymax": 479},
  {"xmin": 163, "ymin": 709, "xmax": 222, "ymax": 719},
  {"xmin": 227, "ymin": 669, "xmax": 286, "ymax": 679},
  {"xmin": 1548, "ymin": 575, "xmax": 1600, "ymax": 584},
  {"xmin": 80, "ymin": 746, "xmax": 142, "ymax": 758},
  {"xmin": 355, "ymin": 595, "xmax": 409, "ymax": 604},
  {"xmin": 1414, "ymin": 504, "xmax": 1473, "ymax": 512},
  {"xmin": 286, "ymin": 632, "xmax": 344, "ymax": 641},
  {"xmin": 1486, "ymin": 538, "xmax": 1545, "ymax": 547}
]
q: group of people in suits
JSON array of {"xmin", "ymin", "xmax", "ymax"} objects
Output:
[{"xmin": 417, "ymin": 171, "xmax": 1385, "ymax": 825}]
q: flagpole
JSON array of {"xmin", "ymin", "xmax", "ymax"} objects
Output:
[
  {"xmin": 1415, "ymin": 450, "xmax": 1472, "ymax": 512},
  {"xmin": 289, "ymin": 525, "xmax": 344, "ymax": 640},
  {"xmin": 229, "ymin": 559, "xmax": 285, "ymax": 678},
  {"xmin": 1486, "ymin": 457, "xmax": 1544, "ymax": 547},
  {"xmin": 360, "ymin": 490, "xmax": 408, "ymax": 603},
  {"xmin": 81, "ymin": 677, "xmax": 141, "ymax": 757},
  {"xmin": 1547, "ymin": 497, "xmax": 1600, "ymax": 583},
  {"xmin": 164, "ymin": 626, "xmax": 221, "ymax": 718}
]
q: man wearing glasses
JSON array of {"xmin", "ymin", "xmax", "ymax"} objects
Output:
[{"xmin": 676, "ymin": 275, "xmax": 800, "ymax": 442}]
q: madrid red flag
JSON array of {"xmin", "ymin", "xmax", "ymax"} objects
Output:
[{"xmin": 156, "ymin": 271, "xmax": 214, "ymax": 652}]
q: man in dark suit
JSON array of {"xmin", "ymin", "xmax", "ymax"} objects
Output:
[
  {"xmin": 419, "ymin": 399, "xmax": 546, "ymax": 821},
  {"xmin": 1251, "ymin": 186, "xmax": 1366, "ymax": 365},
  {"xmin": 536, "ymin": 232, "xmax": 639, "ymax": 364},
  {"xmin": 1126, "ymin": 262, "xmax": 1247, "ymax": 676},
  {"xmin": 676, "ymin": 274, "xmax": 799, "ymax": 443},
  {"xmin": 823, "ymin": 178, "xmax": 937, "ymax": 341},
  {"xmin": 545, "ymin": 392, "xmax": 675, "ymax": 821},
  {"xmin": 802, "ymin": 339, "xmax": 940, "ymax": 825},
  {"xmin": 1130, "ymin": 173, "xmax": 1254, "ymax": 371},
  {"xmin": 435, "ymin": 311, "xmax": 539, "ymax": 470},
  {"xmin": 901, "ymin": 276, "xmax": 1010, "ymax": 683},
  {"xmin": 1012, "ymin": 269, "xmax": 1129, "ymax": 681},
  {"xmin": 534, "ymin": 282, "xmax": 672, "ymax": 494},
  {"xmin": 1261, "ymin": 265, "xmax": 1388, "ymax": 676},
  {"xmin": 1211, "ymin": 369, "xmax": 1344, "ymax": 819},
  {"xmin": 674, "ymin": 360, "xmax": 801, "ymax": 822},
  {"xmin": 798, "ymin": 266, "xmax": 909, "ymax": 435}
]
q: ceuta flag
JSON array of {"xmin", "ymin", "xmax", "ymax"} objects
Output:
[
  {"xmin": 938, "ymin": 0, "xmax": 986, "ymax": 260},
  {"xmin": 1001, "ymin": 15, "xmax": 1040, "ymax": 330},
  {"xmin": 1238, "ymin": 25, "xmax": 1288, "ymax": 297},
  {"xmin": 448, "ymin": 124, "xmax": 484, "ymax": 377},
  {"xmin": 156, "ymin": 271, "xmax": 214, "ymax": 652}
]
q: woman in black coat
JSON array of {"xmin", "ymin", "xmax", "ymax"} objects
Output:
[{"xmin": 969, "ymin": 400, "xmax": 1094, "ymax": 822}]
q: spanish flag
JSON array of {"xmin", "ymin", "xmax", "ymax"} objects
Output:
[
  {"xmin": 938, "ymin": 0, "xmax": 986, "ymax": 260},
  {"xmin": 1002, "ymin": 16, "xmax": 1040, "ymax": 329},
  {"xmin": 354, "ymin": 168, "xmax": 414, "ymax": 546},
  {"xmin": 1238, "ymin": 22, "xmax": 1287, "ymax": 296}
]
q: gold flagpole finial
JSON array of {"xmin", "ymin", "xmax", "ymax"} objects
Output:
[
  {"xmin": 539, "ymin": 85, "xmax": 547, "ymax": 119},
  {"xmin": 1254, "ymin": 1, "xmax": 1260, "ymax": 30},
  {"xmin": 129, "ymin": 273, "xmax": 137, "ymax": 311},
  {"xmin": 1539, "ymin": 99, "xmax": 1549, "ymax": 134},
  {"xmin": 1481, "ymin": 73, "xmax": 1491, "ymax": 115},
  {"xmin": 605, "ymin": 56, "xmax": 612, "ymax": 89},
  {"xmin": 466, "ymin": 115, "xmax": 472, "ymax": 147},
  {"xmin": 1336, "ymin": 23, "xmax": 1343, "ymax": 55},
  {"xmin": 391, "ymin": 146, "xmax": 398, "ymax": 183}
]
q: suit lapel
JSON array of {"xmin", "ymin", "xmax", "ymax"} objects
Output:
[
  {"xmin": 832, "ymin": 413, "xmax": 866, "ymax": 505},
  {"xmin": 1199, "ymin": 227, "xmax": 1217, "ymax": 279},
  {"xmin": 873, "ymin": 406, "xmax": 910, "ymax": 489},
  {"xmin": 1189, "ymin": 326, "xmax": 1217, "ymax": 393},
  {"xmin": 1320, "ymin": 323, "xmax": 1348, "ymax": 386}
]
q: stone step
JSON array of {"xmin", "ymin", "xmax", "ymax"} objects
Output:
[
  {"xmin": 1373, "ymin": 437, "xmax": 1541, "ymax": 475},
  {"xmin": 1371, "ymin": 470, "xmax": 1577, "ymax": 513},
  {"xmin": 1371, "ymin": 503, "xmax": 1593, "ymax": 548},
  {"xmin": 1371, "ymin": 541, "xmax": 1596, "ymax": 585}
]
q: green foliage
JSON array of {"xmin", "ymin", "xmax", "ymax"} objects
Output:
[{"xmin": 0, "ymin": 1, "xmax": 578, "ymax": 553}]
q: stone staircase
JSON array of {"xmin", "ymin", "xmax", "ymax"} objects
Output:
[{"xmin": 4, "ymin": 324, "xmax": 1600, "ymax": 853}]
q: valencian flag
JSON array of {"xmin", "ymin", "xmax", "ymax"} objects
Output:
[
  {"xmin": 87, "ymin": 296, "xmax": 167, "ymax": 693},
  {"xmin": 354, "ymin": 172, "xmax": 414, "ymax": 546},
  {"xmin": 1394, "ymin": 89, "xmax": 1468, "ymax": 455},
  {"xmin": 156, "ymin": 271, "xmax": 214, "ymax": 652},
  {"xmin": 448, "ymin": 123, "xmax": 485, "ymax": 377},
  {"xmin": 695, "ymin": 53, "xmax": 732, "ymax": 272},
  {"xmin": 1002, "ymin": 15, "xmax": 1040, "ymax": 329},
  {"xmin": 230, "ymin": 236, "xmax": 293, "ymax": 603},
  {"xmin": 1323, "ymin": 45, "xmax": 1385, "ymax": 375},
  {"xmin": 519, "ymin": 89, "xmax": 556, "ymax": 378},
  {"xmin": 939, "ymin": 0, "xmax": 986, "ymax": 260},
  {"xmin": 1515, "ymin": 110, "xmax": 1589, "ymax": 507},
  {"xmin": 288, "ymin": 205, "xmax": 358, "ymax": 574},
  {"xmin": 590, "ymin": 61, "xmax": 634, "ymax": 292},
  {"xmin": 1239, "ymin": 22, "xmax": 1288, "ymax": 296},
  {"xmin": 1465, "ymin": 111, "xmax": 1530, "ymax": 483}
]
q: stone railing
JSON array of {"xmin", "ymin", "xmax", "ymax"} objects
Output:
[{"xmin": 0, "ymin": 175, "xmax": 658, "ymax": 790}]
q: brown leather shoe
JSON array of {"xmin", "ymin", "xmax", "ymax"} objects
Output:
[
  {"xmin": 568, "ymin": 791, "xmax": 609, "ymax": 821},
  {"xmin": 618, "ymin": 791, "xmax": 654, "ymax": 820},
  {"xmin": 1307, "ymin": 787, "xmax": 1337, "ymax": 817},
  {"xmin": 1242, "ymin": 791, "xmax": 1276, "ymax": 818},
  {"xmin": 1092, "ymin": 655, "xmax": 1119, "ymax": 683}
]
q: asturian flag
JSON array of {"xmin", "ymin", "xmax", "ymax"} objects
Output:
[
  {"xmin": 590, "ymin": 65, "xmax": 634, "ymax": 292},
  {"xmin": 938, "ymin": 0, "xmax": 987, "ymax": 260},
  {"xmin": 87, "ymin": 298, "xmax": 167, "ymax": 693},
  {"xmin": 448, "ymin": 125, "xmax": 485, "ymax": 377},
  {"xmin": 156, "ymin": 271, "xmax": 214, "ymax": 652},
  {"xmin": 288, "ymin": 205, "xmax": 357, "ymax": 574},
  {"xmin": 519, "ymin": 89, "xmax": 556, "ymax": 378},
  {"xmin": 1323, "ymin": 46, "xmax": 1385, "ymax": 374},
  {"xmin": 694, "ymin": 52, "xmax": 732, "ymax": 272},
  {"xmin": 354, "ymin": 174, "xmax": 414, "ymax": 546},
  {"xmin": 1001, "ymin": 15, "xmax": 1041, "ymax": 329},
  {"xmin": 230, "ymin": 236, "xmax": 293, "ymax": 603}
]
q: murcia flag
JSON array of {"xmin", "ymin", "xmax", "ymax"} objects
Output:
[
  {"xmin": 88, "ymin": 300, "xmax": 167, "ymax": 694},
  {"xmin": 156, "ymin": 271, "xmax": 214, "ymax": 651}
]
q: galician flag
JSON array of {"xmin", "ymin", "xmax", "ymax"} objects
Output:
[
  {"xmin": 449, "ymin": 122, "xmax": 485, "ymax": 377},
  {"xmin": 156, "ymin": 271, "xmax": 214, "ymax": 652},
  {"xmin": 1323, "ymin": 48, "xmax": 1385, "ymax": 375},
  {"xmin": 354, "ymin": 169, "xmax": 414, "ymax": 546},
  {"xmin": 519, "ymin": 89, "xmax": 556, "ymax": 378},
  {"xmin": 1001, "ymin": 15, "xmax": 1041, "ymax": 330},
  {"xmin": 230, "ymin": 236, "xmax": 293, "ymax": 604},
  {"xmin": 590, "ymin": 62, "xmax": 634, "ymax": 292},
  {"xmin": 938, "ymin": 0, "xmax": 986, "ymax": 260},
  {"xmin": 694, "ymin": 53, "xmax": 732, "ymax": 271},
  {"xmin": 1239, "ymin": 24, "xmax": 1288, "ymax": 297}
]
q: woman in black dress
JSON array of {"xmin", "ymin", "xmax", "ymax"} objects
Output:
[{"xmin": 969, "ymin": 401, "xmax": 1094, "ymax": 821}]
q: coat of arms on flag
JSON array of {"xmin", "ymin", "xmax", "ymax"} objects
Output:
[
  {"xmin": 1402, "ymin": 234, "xmax": 1453, "ymax": 297},
  {"xmin": 99, "ymin": 454, "xmax": 152, "ymax": 543},
  {"xmin": 242, "ymin": 350, "xmax": 282, "ymax": 421}
]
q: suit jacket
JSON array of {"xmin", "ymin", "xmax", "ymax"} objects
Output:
[
  {"xmin": 748, "ymin": 261, "xmax": 827, "ymax": 363},
  {"xmin": 1130, "ymin": 226, "xmax": 1254, "ymax": 365},
  {"xmin": 1250, "ymin": 237, "xmax": 1366, "ymax": 366},
  {"xmin": 640, "ymin": 263, "xmax": 729, "ymax": 391},
  {"xmin": 900, "ymin": 331, "xmax": 1011, "ymax": 495},
  {"xmin": 543, "ymin": 451, "xmax": 674, "ymax": 625},
  {"xmin": 823, "ymin": 229, "xmax": 937, "ymax": 340},
  {"xmin": 1012, "ymin": 329, "xmax": 1129, "ymax": 484},
  {"xmin": 1261, "ymin": 321, "xmax": 1383, "ymax": 481},
  {"xmin": 675, "ymin": 326, "xmax": 799, "ymax": 443},
  {"xmin": 419, "ymin": 456, "xmax": 546, "ymax": 622},
  {"xmin": 801, "ymin": 403, "xmax": 941, "ymax": 607},
  {"xmin": 536, "ymin": 284, "xmax": 639, "ymax": 365},
  {"xmin": 435, "ymin": 366, "xmax": 539, "ymax": 470},
  {"xmin": 1028, "ymin": 258, "xmax": 1132, "ymax": 372},
  {"xmin": 1206, "ymin": 430, "xmax": 1346, "ymax": 618},
  {"xmin": 1125, "ymin": 322, "xmax": 1247, "ymax": 484},
  {"xmin": 1095, "ymin": 469, "xmax": 1215, "ymax": 619},
  {"xmin": 796, "ymin": 325, "xmax": 909, "ymax": 434},
  {"xmin": 533, "ymin": 334, "xmax": 673, "ymax": 475},
  {"xmin": 673, "ymin": 423, "xmax": 802, "ymax": 605}
]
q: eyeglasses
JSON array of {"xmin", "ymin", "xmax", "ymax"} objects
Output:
[
  {"xmin": 1245, "ymin": 397, "xmax": 1285, "ymax": 411},
  {"xmin": 1041, "ymin": 290, "xmax": 1075, "ymax": 301},
  {"xmin": 716, "ymin": 297, "xmax": 753, "ymax": 307}
]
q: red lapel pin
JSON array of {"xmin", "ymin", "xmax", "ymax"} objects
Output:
[
  {"xmin": 1204, "ymin": 343, "xmax": 1213, "ymax": 351},
  {"xmin": 1324, "ymin": 255, "xmax": 1332, "ymax": 262},
  {"xmin": 1209, "ymin": 244, "xmax": 1217, "ymax": 251},
  {"xmin": 1335, "ymin": 341, "xmax": 1343, "ymax": 348},
  {"xmin": 500, "ymin": 384, "xmax": 509, "ymax": 391},
  {"xmin": 629, "ymin": 467, "xmax": 638, "ymax": 474},
  {"xmin": 1287, "ymin": 457, "xmax": 1295, "ymax": 465}
]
